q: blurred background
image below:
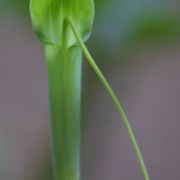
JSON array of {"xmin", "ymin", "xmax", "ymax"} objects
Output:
[{"xmin": 0, "ymin": 0, "xmax": 180, "ymax": 179}]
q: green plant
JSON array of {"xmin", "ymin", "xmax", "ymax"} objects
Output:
[{"xmin": 30, "ymin": 0, "xmax": 150, "ymax": 180}]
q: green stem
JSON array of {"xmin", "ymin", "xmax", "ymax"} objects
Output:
[
  {"xmin": 45, "ymin": 44, "xmax": 82, "ymax": 180},
  {"xmin": 66, "ymin": 17, "xmax": 150, "ymax": 180}
]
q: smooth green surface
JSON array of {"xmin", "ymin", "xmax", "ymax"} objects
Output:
[
  {"xmin": 30, "ymin": 0, "xmax": 94, "ymax": 48},
  {"xmin": 66, "ymin": 17, "xmax": 150, "ymax": 180},
  {"xmin": 30, "ymin": 0, "xmax": 94, "ymax": 180},
  {"xmin": 46, "ymin": 45, "xmax": 82, "ymax": 180}
]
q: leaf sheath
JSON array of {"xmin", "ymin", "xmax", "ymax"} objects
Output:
[{"xmin": 45, "ymin": 45, "xmax": 82, "ymax": 180}]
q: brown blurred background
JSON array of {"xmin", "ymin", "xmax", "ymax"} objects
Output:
[{"xmin": 0, "ymin": 0, "xmax": 180, "ymax": 180}]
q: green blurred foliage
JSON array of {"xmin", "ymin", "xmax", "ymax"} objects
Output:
[
  {"xmin": 0, "ymin": 0, "xmax": 28, "ymax": 15},
  {"xmin": 134, "ymin": 10, "xmax": 180, "ymax": 41},
  {"xmin": 89, "ymin": 0, "xmax": 180, "ymax": 63}
]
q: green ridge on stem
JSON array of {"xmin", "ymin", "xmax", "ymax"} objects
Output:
[{"xmin": 65, "ymin": 17, "xmax": 150, "ymax": 180}]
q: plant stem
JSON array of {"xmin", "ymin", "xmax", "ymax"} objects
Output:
[
  {"xmin": 66, "ymin": 17, "xmax": 150, "ymax": 180},
  {"xmin": 45, "ymin": 45, "xmax": 82, "ymax": 180}
]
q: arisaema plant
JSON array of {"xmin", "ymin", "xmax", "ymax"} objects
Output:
[{"xmin": 30, "ymin": 0, "xmax": 150, "ymax": 180}]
